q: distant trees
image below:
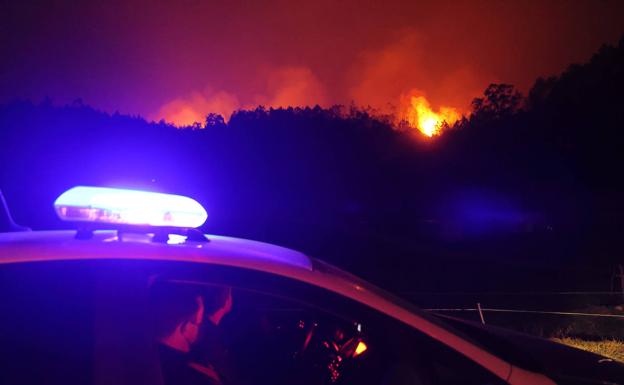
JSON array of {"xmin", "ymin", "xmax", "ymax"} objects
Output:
[
  {"xmin": 470, "ymin": 83, "xmax": 523, "ymax": 122},
  {"xmin": 438, "ymin": 34, "xmax": 624, "ymax": 245},
  {"xmin": 526, "ymin": 76, "xmax": 557, "ymax": 110},
  {"xmin": 205, "ymin": 113, "xmax": 226, "ymax": 129}
]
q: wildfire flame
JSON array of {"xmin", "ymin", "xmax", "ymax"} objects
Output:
[{"xmin": 404, "ymin": 95, "xmax": 461, "ymax": 137}]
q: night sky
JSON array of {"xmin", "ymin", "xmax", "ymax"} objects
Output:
[{"xmin": 2, "ymin": 0, "xmax": 624, "ymax": 125}]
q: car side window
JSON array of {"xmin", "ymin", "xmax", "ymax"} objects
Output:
[
  {"xmin": 163, "ymin": 265, "xmax": 509, "ymax": 385},
  {"xmin": 0, "ymin": 260, "xmax": 509, "ymax": 385},
  {"xmin": 209, "ymin": 287, "xmax": 369, "ymax": 385}
]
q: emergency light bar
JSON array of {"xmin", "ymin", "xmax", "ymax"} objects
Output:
[{"xmin": 54, "ymin": 186, "xmax": 207, "ymax": 228}]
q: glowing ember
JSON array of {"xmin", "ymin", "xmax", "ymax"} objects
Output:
[{"xmin": 404, "ymin": 95, "xmax": 461, "ymax": 137}]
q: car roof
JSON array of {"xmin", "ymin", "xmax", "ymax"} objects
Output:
[{"xmin": 0, "ymin": 230, "xmax": 313, "ymax": 271}]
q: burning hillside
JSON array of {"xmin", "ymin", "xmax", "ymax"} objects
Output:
[{"xmin": 400, "ymin": 93, "xmax": 462, "ymax": 137}]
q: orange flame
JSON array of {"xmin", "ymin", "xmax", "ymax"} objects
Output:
[{"xmin": 404, "ymin": 95, "xmax": 461, "ymax": 137}]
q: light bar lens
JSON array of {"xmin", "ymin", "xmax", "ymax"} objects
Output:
[{"xmin": 54, "ymin": 186, "xmax": 207, "ymax": 228}]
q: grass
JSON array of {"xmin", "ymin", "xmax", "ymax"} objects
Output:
[{"xmin": 552, "ymin": 337, "xmax": 624, "ymax": 362}]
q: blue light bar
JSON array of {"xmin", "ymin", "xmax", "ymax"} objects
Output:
[{"xmin": 54, "ymin": 186, "xmax": 207, "ymax": 228}]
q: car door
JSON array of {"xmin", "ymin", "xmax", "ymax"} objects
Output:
[
  {"xmin": 0, "ymin": 258, "xmax": 509, "ymax": 385},
  {"xmin": 145, "ymin": 260, "xmax": 509, "ymax": 385}
]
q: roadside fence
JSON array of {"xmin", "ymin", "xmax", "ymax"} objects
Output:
[{"xmin": 402, "ymin": 291, "xmax": 624, "ymax": 338}]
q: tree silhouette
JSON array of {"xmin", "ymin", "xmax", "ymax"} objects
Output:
[
  {"xmin": 205, "ymin": 113, "xmax": 226, "ymax": 129},
  {"xmin": 471, "ymin": 83, "xmax": 523, "ymax": 121}
]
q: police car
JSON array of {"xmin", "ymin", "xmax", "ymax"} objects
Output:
[{"xmin": 0, "ymin": 187, "xmax": 622, "ymax": 385}]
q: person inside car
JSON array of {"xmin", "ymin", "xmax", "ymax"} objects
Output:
[
  {"xmin": 150, "ymin": 282, "xmax": 223, "ymax": 385},
  {"xmin": 192, "ymin": 286, "xmax": 235, "ymax": 385}
]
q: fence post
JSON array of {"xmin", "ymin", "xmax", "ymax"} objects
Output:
[
  {"xmin": 476, "ymin": 302, "xmax": 486, "ymax": 325},
  {"xmin": 619, "ymin": 265, "xmax": 624, "ymax": 302}
]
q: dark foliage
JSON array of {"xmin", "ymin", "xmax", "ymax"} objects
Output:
[{"xmin": 471, "ymin": 84, "xmax": 523, "ymax": 122}]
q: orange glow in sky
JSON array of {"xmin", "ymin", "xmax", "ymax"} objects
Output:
[{"xmin": 2, "ymin": 1, "xmax": 623, "ymax": 128}]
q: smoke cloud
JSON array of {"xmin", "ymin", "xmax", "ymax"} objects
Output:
[
  {"xmin": 347, "ymin": 31, "xmax": 483, "ymax": 116},
  {"xmin": 7, "ymin": 1, "xmax": 620, "ymax": 127},
  {"xmin": 153, "ymin": 67, "xmax": 327, "ymax": 125},
  {"xmin": 153, "ymin": 90, "xmax": 240, "ymax": 126},
  {"xmin": 152, "ymin": 32, "xmax": 486, "ymax": 128},
  {"xmin": 261, "ymin": 67, "xmax": 327, "ymax": 108}
]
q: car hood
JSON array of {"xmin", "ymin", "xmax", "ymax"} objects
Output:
[{"xmin": 439, "ymin": 315, "xmax": 624, "ymax": 384}]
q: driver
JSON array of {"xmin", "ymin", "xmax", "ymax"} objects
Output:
[
  {"xmin": 191, "ymin": 286, "xmax": 235, "ymax": 385},
  {"xmin": 150, "ymin": 282, "xmax": 223, "ymax": 385}
]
